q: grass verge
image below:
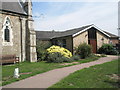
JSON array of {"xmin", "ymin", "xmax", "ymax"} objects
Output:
[
  {"xmin": 49, "ymin": 59, "xmax": 119, "ymax": 88},
  {"xmin": 2, "ymin": 55, "xmax": 101, "ymax": 86}
]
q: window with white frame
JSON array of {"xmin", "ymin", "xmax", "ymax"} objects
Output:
[{"xmin": 2, "ymin": 16, "xmax": 13, "ymax": 46}]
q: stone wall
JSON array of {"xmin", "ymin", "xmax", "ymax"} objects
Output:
[
  {"xmin": 29, "ymin": 30, "xmax": 37, "ymax": 62},
  {"xmin": 25, "ymin": 0, "xmax": 37, "ymax": 62},
  {"xmin": 96, "ymin": 31, "xmax": 109, "ymax": 49},
  {"xmin": 0, "ymin": 13, "xmax": 2, "ymax": 60},
  {"xmin": 1, "ymin": 14, "xmax": 20, "ymax": 61},
  {"xmin": 1, "ymin": 1, "xmax": 37, "ymax": 62},
  {"xmin": 20, "ymin": 17, "xmax": 27, "ymax": 61},
  {"xmin": 1, "ymin": 13, "xmax": 27, "ymax": 62},
  {"xmin": 73, "ymin": 31, "xmax": 88, "ymax": 48}
]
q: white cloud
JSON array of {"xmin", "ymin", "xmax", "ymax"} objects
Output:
[{"xmin": 34, "ymin": 2, "xmax": 118, "ymax": 35}]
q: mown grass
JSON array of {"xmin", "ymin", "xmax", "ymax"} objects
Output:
[
  {"xmin": 50, "ymin": 59, "xmax": 119, "ymax": 88},
  {"xmin": 78, "ymin": 54, "xmax": 100, "ymax": 63},
  {"xmin": 2, "ymin": 55, "xmax": 101, "ymax": 86},
  {"xmin": 2, "ymin": 61, "xmax": 63, "ymax": 86}
]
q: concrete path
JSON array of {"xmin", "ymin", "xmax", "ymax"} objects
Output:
[{"xmin": 3, "ymin": 56, "xmax": 118, "ymax": 88}]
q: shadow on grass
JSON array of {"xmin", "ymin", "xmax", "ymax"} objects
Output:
[
  {"xmin": 104, "ymin": 74, "xmax": 120, "ymax": 88},
  {"xmin": 104, "ymin": 80, "xmax": 120, "ymax": 88}
]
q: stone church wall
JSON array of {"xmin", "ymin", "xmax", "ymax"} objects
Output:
[{"xmin": 1, "ymin": 13, "xmax": 27, "ymax": 62}]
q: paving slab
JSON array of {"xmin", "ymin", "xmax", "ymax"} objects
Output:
[{"xmin": 2, "ymin": 56, "xmax": 118, "ymax": 88}]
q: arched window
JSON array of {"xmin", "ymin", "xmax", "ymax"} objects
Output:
[
  {"xmin": 2, "ymin": 16, "xmax": 13, "ymax": 46},
  {"xmin": 4, "ymin": 17, "xmax": 10, "ymax": 42},
  {"xmin": 4, "ymin": 26, "xmax": 10, "ymax": 42}
]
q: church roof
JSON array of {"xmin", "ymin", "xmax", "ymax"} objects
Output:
[
  {"xmin": 36, "ymin": 24, "xmax": 119, "ymax": 40},
  {"xmin": 0, "ymin": 0, "xmax": 27, "ymax": 15}
]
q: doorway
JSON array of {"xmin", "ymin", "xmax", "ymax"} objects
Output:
[{"xmin": 88, "ymin": 28, "xmax": 97, "ymax": 53}]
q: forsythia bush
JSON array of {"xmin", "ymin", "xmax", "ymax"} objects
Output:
[{"xmin": 47, "ymin": 45, "xmax": 72, "ymax": 58}]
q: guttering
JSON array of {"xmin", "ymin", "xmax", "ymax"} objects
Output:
[
  {"xmin": 0, "ymin": 9, "xmax": 27, "ymax": 16},
  {"xmin": 72, "ymin": 24, "xmax": 111, "ymax": 38}
]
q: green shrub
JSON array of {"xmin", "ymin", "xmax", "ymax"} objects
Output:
[
  {"xmin": 37, "ymin": 48, "xmax": 48, "ymax": 61},
  {"xmin": 98, "ymin": 44, "xmax": 118, "ymax": 55},
  {"xmin": 71, "ymin": 55, "xmax": 80, "ymax": 61},
  {"xmin": 47, "ymin": 52, "xmax": 73, "ymax": 63},
  {"xmin": 63, "ymin": 57, "xmax": 73, "ymax": 62},
  {"xmin": 47, "ymin": 52, "xmax": 64, "ymax": 63},
  {"xmin": 36, "ymin": 41, "xmax": 52, "ymax": 61},
  {"xmin": 75, "ymin": 43, "xmax": 92, "ymax": 59}
]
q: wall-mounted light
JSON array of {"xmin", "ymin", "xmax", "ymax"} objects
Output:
[
  {"xmin": 85, "ymin": 34, "xmax": 88, "ymax": 37},
  {"xmin": 101, "ymin": 38, "xmax": 104, "ymax": 41},
  {"xmin": 101, "ymin": 37, "xmax": 104, "ymax": 44}
]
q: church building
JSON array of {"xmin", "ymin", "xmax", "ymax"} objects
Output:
[{"xmin": 0, "ymin": 0, "xmax": 37, "ymax": 62}]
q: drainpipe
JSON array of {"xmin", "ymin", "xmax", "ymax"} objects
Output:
[
  {"xmin": 71, "ymin": 36, "xmax": 74, "ymax": 54},
  {"xmin": 19, "ymin": 16, "xmax": 23, "ymax": 62}
]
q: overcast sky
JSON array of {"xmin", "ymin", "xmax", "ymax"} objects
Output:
[{"xmin": 33, "ymin": 1, "xmax": 119, "ymax": 35}]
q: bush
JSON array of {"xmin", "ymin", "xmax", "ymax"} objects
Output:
[
  {"xmin": 37, "ymin": 48, "xmax": 47, "ymax": 61},
  {"xmin": 75, "ymin": 43, "xmax": 92, "ymax": 59},
  {"xmin": 98, "ymin": 44, "xmax": 118, "ymax": 55},
  {"xmin": 47, "ymin": 45, "xmax": 72, "ymax": 58},
  {"xmin": 47, "ymin": 52, "xmax": 64, "ymax": 63},
  {"xmin": 47, "ymin": 52, "xmax": 73, "ymax": 63},
  {"xmin": 36, "ymin": 41, "xmax": 52, "ymax": 61},
  {"xmin": 71, "ymin": 55, "xmax": 80, "ymax": 61},
  {"xmin": 63, "ymin": 57, "xmax": 74, "ymax": 62}
]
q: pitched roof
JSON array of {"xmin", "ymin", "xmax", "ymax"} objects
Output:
[
  {"xmin": 36, "ymin": 31, "xmax": 62, "ymax": 40},
  {"xmin": 36, "ymin": 25, "xmax": 91, "ymax": 40},
  {"xmin": 101, "ymin": 30, "xmax": 119, "ymax": 38},
  {"xmin": 0, "ymin": 0, "xmax": 27, "ymax": 15},
  {"xmin": 58, "ymin": 25, "xmax": 91, "ymax": 38},
  {"xmin": 36, "ymin": 24, "xmax": 119, "ymax": 40}
]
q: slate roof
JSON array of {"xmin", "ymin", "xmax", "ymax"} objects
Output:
[
  {"xmin": 36, "ymin": 31, "xmax": 62, "ymax": 40},
  {"xmin": 36, "ymin": 25, "xmax": 92, "ymax": 40},
  {"xmin": 36, "ymin": 25, "xmax": 119, "ymax": 40},
  {"xmin": 0, "ymin": 0, "xmax": 27, "ymax": 15},
  {"xmin": 102, "ymin": 30, "xmax": 119, "ymax": 38},
  {"xmin": 57, "ymin": 25, "xmax": 91, "ymax": 38}
]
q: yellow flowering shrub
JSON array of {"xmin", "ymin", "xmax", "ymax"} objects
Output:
[{"xmin": 47, "ymin": 45, "xmax": 72, "ymax": 58}]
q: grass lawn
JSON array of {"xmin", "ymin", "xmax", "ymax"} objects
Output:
[
  {"xmin": 2, "ymin": 55, "xmax": 101, "ymax": 86},
  {"xmin": 2, "ymin": 61, "xmax": 63, "ymax": 86},
  {"xmin": 50, "ymin": 59, "xmax": 119, "ymax": 88}
]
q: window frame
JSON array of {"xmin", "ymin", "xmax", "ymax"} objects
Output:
[
  {"xmin": 2, "ymin": 16, "xmax": 13, "ymax": 46},
  {"xmin": 62, "ymin": 39, "xmax": 66, "ymax": 48},
  {"xmin": 4, "ymin": 26, "xmax": 10, "ymax": 42}
]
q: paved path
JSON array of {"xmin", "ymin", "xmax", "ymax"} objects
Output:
[{"xmin": 3, "ymin": 56, "xmax": 118, "ymax": 88}]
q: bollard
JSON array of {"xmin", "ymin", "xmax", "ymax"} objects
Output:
[{"xmin": 14, "ymin": 68, "xmax": 20, "ymax": 78}]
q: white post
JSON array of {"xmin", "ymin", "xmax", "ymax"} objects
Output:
[{"xmin": 14, "ymin": 68, "xmax": 20, "ymax": 78}]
